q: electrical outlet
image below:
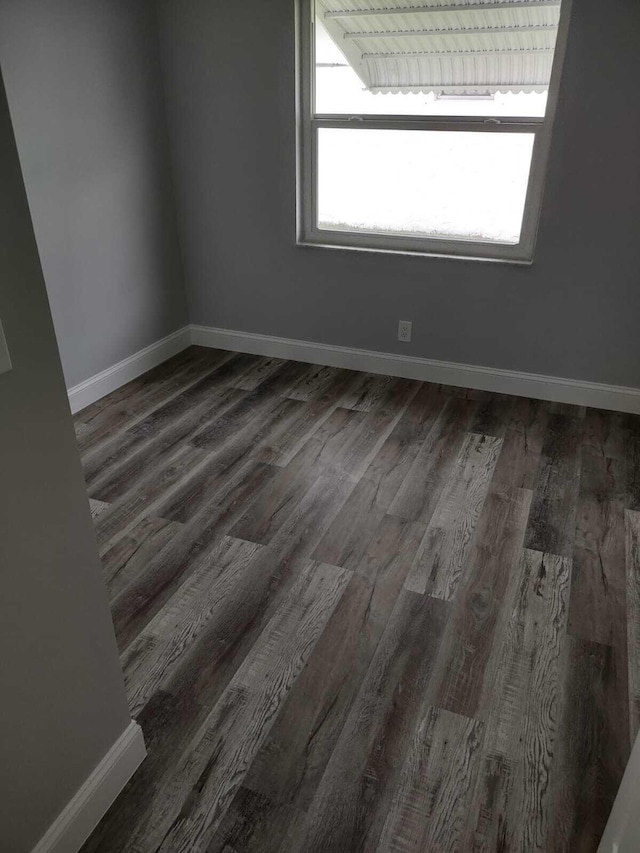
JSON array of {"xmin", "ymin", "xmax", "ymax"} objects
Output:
[{"xmin": 398, "ymin": 320, "xmax": 412, "ymax": 343}]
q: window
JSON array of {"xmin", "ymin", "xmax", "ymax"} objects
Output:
[{"xmin": 297, "ymin": 0, "xmax": 572, "ymax": 263}]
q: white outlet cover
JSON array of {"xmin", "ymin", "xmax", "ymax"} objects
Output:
[
  {"xmin": 398, "ymin": 320, "xmax": 413, "ymax": 342},
  {"xmin": 0, "ymin": 317, "xmax": 12, "ymax": 375}
]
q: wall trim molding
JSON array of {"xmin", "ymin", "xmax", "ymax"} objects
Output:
[
  {"xmin": 67, "ymin": 322, "xmax": 640, "ymax": 416},
  {"xmin": 598, "ymin": 729, "xmax": 640, "ymax": 852},
  {"xmin": 31, "ymin": 721, "xmax": 146, "ymax": 853},
  {"xmin": 190, "ymin": 324, "xmax": 640, "ymax": 414},
  {"xmin": 68, "ymin": 326, "xmax": 191, "ymax": 414}
]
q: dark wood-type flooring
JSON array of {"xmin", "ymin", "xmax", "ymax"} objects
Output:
[{"xmin": 77, "ymin": 346, "xmax": 640, "ymax": 853}]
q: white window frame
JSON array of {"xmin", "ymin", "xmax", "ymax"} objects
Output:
[{"xmin": 296, "ymin": 0, "xmax": 573, "ymax": 264}]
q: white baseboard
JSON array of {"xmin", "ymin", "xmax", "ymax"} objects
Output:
[
  {"xmin": 190, "ymin": 324, "xmax": 640, "ymax": 415},
  {"xmin": 31, "ymin": 721, "xmax": 146, "ymax": 853},
  {"xmin": 68, "ymin": 327, "xmax": 191, "ymax": 414},
  {"xmin": 68, "ymin": 323, "xmax": 640, "ymax": 416},
  {"xmin": 598, "ymin": 729, "xmax": 640, "ymax": 852}
]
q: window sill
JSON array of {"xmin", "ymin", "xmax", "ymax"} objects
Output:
[{"xmin": 296, "ymin": 238, "xmax": 534, "ymax": 266}]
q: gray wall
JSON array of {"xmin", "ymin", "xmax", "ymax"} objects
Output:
[
  {"xmin": 0, "ymin": 0, "xmax": 188, "ymax": 390},
  {"xmin": 157, "ymin": 0, "xmax": 640, "ymax": 388},
  {"xmin": 0, "ymin": 67, "xmax": 133, "ymax": 852}
]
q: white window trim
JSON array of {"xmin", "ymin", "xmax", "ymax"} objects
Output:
[{"xmin": 296, "ymin": 0, "xmax": 573, "ymax": 264}]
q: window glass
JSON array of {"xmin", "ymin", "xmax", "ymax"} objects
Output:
[
  {"xmin": 315, "ymin": 3, "xmax": 559, "ymax": 118},
  {"xmin": 317, "ymin": 127, "xmax": 535, "ymax": 244}
]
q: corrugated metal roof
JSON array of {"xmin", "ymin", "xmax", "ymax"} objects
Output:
[{"xmin": 317, "ymin": 0, "xmax": 561, "ymax": 95}]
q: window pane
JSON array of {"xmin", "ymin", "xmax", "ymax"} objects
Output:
[
  {"xmin": 314, "ymin": 1, "xmax": 561, "ymax": 118},
  {"xmin": 317, "ymin": 128, "xmax": 535, "ymax": 245}
]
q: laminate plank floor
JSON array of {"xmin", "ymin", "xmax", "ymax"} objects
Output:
[{"xmin": 78, "ymin": 346, "xmax": 638, "ymax": 853}]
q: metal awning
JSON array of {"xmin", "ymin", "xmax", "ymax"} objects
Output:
[{"xmin": 317, "ymin": 0, "xmax": 561, "ymax": 95}]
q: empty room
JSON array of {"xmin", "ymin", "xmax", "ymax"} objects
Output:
[{"xmin": 2, "ymin": 0, "xmax": 640, "ymax": 851}]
